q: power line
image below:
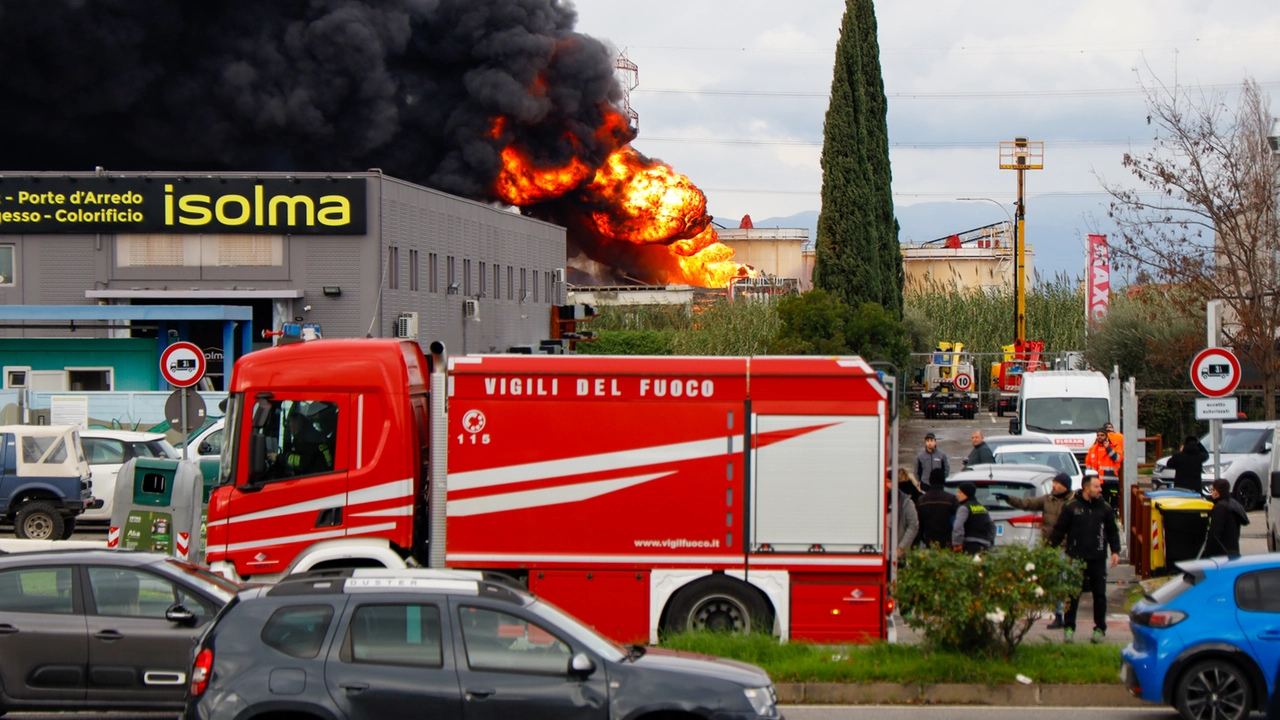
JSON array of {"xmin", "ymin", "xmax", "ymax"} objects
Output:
[
  {"xmin": 634, "ymin": 80, "xmax": 1280, "ymax": 101},
  {"xmin": 702, "ymin": 188, "xmax": 1148, "ymax": 198},
  {"xmin": 637, "ymin": 136, "xmax": 1153, "ymax": 149}
]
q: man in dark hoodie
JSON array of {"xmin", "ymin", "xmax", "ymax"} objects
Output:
[
  {"xmin": 1206, "ymin": 478, "xmax": 1249, "ymax": 558},
  {"xmin": 916, "ymin": 468, "xmax": 959, "ymax": 548},
  {"xmin": 1165, "ymin": 435, "xmax": 1210, "ymax": 492},
  {"xmin": 997, "ymin": 473, "xmax": 1074, "ymax": 628},
  {"xmin": 1049, "ymin": 474, "xmax": 1121, "ymax": 644}
]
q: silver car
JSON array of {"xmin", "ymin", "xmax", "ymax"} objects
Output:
[
  {"xmin": 946, "ymin": 465, "xmax": 1057, "ymax": 547},
  {"xmin": 1153, "ymin": 421, "xmax": 1273, "ymax": 511}
]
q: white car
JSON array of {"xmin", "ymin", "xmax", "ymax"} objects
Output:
[
  {"xmin": 1154, "ymin": 421, "xmax": 1273, "ymax": 511},
  {"xmin": 79, "ymin": 429, "xmax": 178, "ymax": 522},
  {"xmin": 945, "ymin": 465, "xmax": 1058, "ymax": 547},
  {"xmin": 178, "ymin": 419, "xmax": 225, "ymax": 481},
  {"xmin": 992, "ymin": 443, "xmax": 1083, "ymax": 489}
]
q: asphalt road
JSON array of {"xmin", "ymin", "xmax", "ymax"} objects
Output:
[{"xmin": 2, "ymin": 709, "xmax": 1183, "ymax": 720}]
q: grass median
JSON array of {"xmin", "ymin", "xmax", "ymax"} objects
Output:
[{"xmin": 661, "ymin": 632, "xmax": 1122, "ymax": 685}]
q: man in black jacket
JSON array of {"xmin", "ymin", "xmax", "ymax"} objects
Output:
[
  {"xmin": 916, "ymin": 468, "xmax": 959, "ymax": 548},
  {"xmin": 1207, "ymin": 478, "xmax": 1249, "ymax": 558},
  {"xmin": 1165, "ymin": 435, "xmax": 1209, "ymax": 492},
  {"xmin": 1049, "ymin": 475, "xmax": 1121, "ymax": 644}
]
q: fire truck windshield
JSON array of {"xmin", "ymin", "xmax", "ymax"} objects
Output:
[{"xmin": 217, "ymin": 393, "xmax": 243, "ymax": 487}]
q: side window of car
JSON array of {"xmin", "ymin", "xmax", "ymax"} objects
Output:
[
  {"xmin": 342, "ymin": 604, "xmax": 443, "ymax": 668},
  {"xmin": 83, "ymin": 438, "xmax": 126, "ymax": 465},
  {"xmin": 261, "ymin": 605, "xmax": 335, "ymax": 659},
  {"xmin": 87, "ymin": 567, "xmax": 213, "ymax": 620},
  {"xmin": 459, "ymin": 606, "xmax": 572, "ymax": 674},
  {"xmin": 0, "ymin": 567, "xmax": 75, "ymax": 614},
  {"xmin": 1236, "ymin": 570, "xmax": 1280, "ymax": 612},
  {"xmin": 203, "ymin": 430, "xmax": 223, "ymax": 455}
]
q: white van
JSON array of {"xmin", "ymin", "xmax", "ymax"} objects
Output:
[{"xmin": 1009, "ymin": 370, "xmax": 1111, "ymax": 466}]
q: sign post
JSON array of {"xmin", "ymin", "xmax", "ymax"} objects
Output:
[
  {"xmin": 160, "ymin": 342, "xmax": 207, "ymax": 460},
  {"xmin": 1190, "ymin": 346, "xmax": 1242, "ymax": 483}
]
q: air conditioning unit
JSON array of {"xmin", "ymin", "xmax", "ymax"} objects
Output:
[
  {"xmin": 463, "ymin": 299, "xmax": 480, "ymax": 321},
  {"xmin": 554, "ymin": 268, "xmax": 565, "ymax": 283},
  {"xmin": 395, "ymin": 312, "xmax": 419, "ymax": 340}
]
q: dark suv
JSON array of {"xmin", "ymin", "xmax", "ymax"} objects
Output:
[{"xmin": 188, "ymin": 568, "xmax": 782, "ymax": 720}]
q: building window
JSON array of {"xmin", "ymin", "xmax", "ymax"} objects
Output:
[
  {"xmin": 115, "ymin": 235, "xmax": 283, "ymax": 268},
  {"xmin": 67, "ymin": 368, "xmax": 113, "ymax": 391},
  {"xmin": 429, "ymin": 253, "xmax": 438, "ymax": 293},
  {"xmin": 447, "ymin": 256, "xmax": 456, "ymax": 294},
  {"xmin": 520, "ymin": 268, "xmax": 527, "ymax": 302},
  {"xmin": 463, "ymin": 259, "xmax": 472, "ymax": 297},
  {"xmin": 493, "ymin": 264, "xmax": 501, "ymax": 300},
  {"xmin": 387, "ymin": 246, "xmax": 400, "ymax": 290},
  {"xmin": 478, "ymin": 261, "xmax": 487, "ymax": 298},
  {"xmin": 545, "ymin": 272, "xmax": 554, "ymax": 304},
  {"xmin": 507, "ymin": 266, "xmax": 514, "ymax": 300},
  {"xmin": 409, "ymin": 250, "xmax": 419, "ymax": 292},
  {"xmin": 532, "ymin": 269, "xmax": 539, "ymax": 303},
  {"xmin": 0, "ymin": 245, "xmax": 12, "ymax": 285}
]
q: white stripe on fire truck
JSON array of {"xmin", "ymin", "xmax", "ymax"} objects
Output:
[
  {"xmin": 446, "ymin": 471, "xmax": 674, "ymax": 517},
  {"xmin": 450, "ymin": 419, "xmax": 841, "ymax": 493},
  {"xmin": 224, "ymin": 522, "xmax": 399, "ymax": 553},
  {"xmin": 207, "ymin": 478, "xmax": 412, "ymax": 528},
  {"xmin": 444, "ymin": 552, "xmax": 885, "ymax": 567},
  {"xmin": 352, "ymin": 505, "xmax": 414, "ymax": 518}
]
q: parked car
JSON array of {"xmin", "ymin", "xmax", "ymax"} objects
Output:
[
  {"xmin": 1152, "ymin": 421, "xmax": 1273, "ymax": 510},
  {"xmin": 175, "ymin": 419, "xmax": 224, "ymax": 484},
  {"xmin": 945, "ymin": 465, "xmax": 1057, "ymax": 546},
  {"xmin": 1122, "ymin": 555, "xmax": 1280, "ymax": 720},
  {"xmin": 0, "ymin": 549, "xmax": 242, "ymax": 714},
  {"xmin": 188, "ymin": 567, "xmax": 781, "ymax": 720},
  {"xmin": 983, "ymin": 433, "xmax": 1054, "ymax": 450},
  {"xmin": 79, "ymin": 430, "xmax": 178, "ymax": 523},
  {"xmin": 992, "ymin": 443, "xmax": 1083, "ymax": 489},
  {"xmin": 0, "ymin": 425, "xmax": 95, "ymax": 539}
]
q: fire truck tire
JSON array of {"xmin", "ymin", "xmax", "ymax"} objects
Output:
[
  {"xmin": 664, "ymin": 576, "xmax": 773, "ymax": 636},
  {"xmin": 14, "ymin": 501, "xmax": 64, "ymax": 540}
]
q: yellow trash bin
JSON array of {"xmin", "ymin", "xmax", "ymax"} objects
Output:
[{"xmin": 1150, "ymin": 496, "xmax": 1213, "ymax": 574}]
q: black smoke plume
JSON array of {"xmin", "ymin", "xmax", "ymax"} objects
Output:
[{"xmin": 0, "ymin": 0, "xmax": 625, "ymax": 200}]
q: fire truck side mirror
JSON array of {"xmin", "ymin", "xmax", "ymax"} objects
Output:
[
  {"xmin": 247, "ymin": 434, "xmax": 268, "ymax": 484},
  {"xmin": 1008, "ymin": 416, "xmax": 1020, "ymax": 435}
]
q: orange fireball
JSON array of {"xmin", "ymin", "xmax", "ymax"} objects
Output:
[
  {"xmin": 493, "ymin": 144, "xmax": 592, "ymax": 206},
  {"xmin": 583, "ymin": 147, "xmax": 709, "ymax": 244}
]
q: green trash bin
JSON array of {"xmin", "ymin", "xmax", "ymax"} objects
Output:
[{"xmin": 108, "ymin": 458, "xmax": 206, "ymax": 562}]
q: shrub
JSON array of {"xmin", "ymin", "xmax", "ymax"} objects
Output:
[{"xmin": 896, "ymin": 544, "xmax": 1083, "ymax": 658}]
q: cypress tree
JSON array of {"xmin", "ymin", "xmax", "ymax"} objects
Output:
[{"xmin": 814, "ymin": 0, "xmax": 902, "ymax": 317}]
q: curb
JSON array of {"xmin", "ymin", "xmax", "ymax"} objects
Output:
[{"xmin": 775, "ymin": 683, "xmax": 1146, "ymax": 707}]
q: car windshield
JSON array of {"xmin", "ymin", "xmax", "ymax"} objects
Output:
[
  {"xmin": 525, "ymin": 599, "xmax": 626, "ymax": 662},
  {"xmin": 1203, "ymin": 427, "xmax": 1270, "ymax": 455},
  {"xmin": 1024, "ymin": 398, "xmax": 1109, "ymax": 434},
  {"xmin": 996, "ymin": 450, "xmax": 1077, "ymax": 475},
  {"xmin": 155, "ymin": 559, "xmax": 243, "ymax": 603},
  {"xmin": 947, "ymin": 481, "xmax": 1036, "ymax": 511}
]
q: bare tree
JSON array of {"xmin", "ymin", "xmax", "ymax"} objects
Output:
[{"xmin": 1103, "ymin": 77, "xmax": 1280, "ymax": 417}]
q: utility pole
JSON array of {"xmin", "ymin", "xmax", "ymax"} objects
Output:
[{"xmin": 999, "ymin": 138, "xmax": 1044, "ymax": 343}]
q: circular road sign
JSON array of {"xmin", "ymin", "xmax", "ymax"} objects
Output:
[
  {"xmin": 953, "ymin": 373, "xmax": 973, "ymax": 392},
  {"xmin": 160, "ymin": 341, "xmax": 207, "ymax": 388},
  {"xmin": 1190, "ymin": 347, "xmax": 1241, "ymax": 398}
]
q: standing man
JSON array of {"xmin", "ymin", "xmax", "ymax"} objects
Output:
[
  {"xmin": 967, "ymin": 430, "xmax": 995, "ymax": 468},
  {"xmin": 952, "ymin": 482, "xmax": 996, "ymax": 554},
  {"xmin": 1049, "ymin": 475, "xmax": 1121, "ymax": 644},
  {"xmin": 1165, "ymin": 435, "xmax": 1209, "ymax": 492},
  {"xmin": 916, "ymin": 433, "xmax": 950, "ymax": 483},
  {"xmin": 1086, "ymin": 429, "xmax": 1123, "ymax": 504},
  {"xmin": 917, "ymin": 468, "xmax": 959, "ymax": 548},
  {"xmin": 1206, "ymin": 478, "xmax": 1249, "ymax": 558},
  {"xmin": 996, "ymin": 472, "xmax": 1074, "ymax": 628}
]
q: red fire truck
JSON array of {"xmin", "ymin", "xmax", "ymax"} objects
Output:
[{"xmin": 205, "ymin": 340, "xmax": 893, "ymax": 643}]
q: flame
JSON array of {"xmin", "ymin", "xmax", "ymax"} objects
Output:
[{"xmin": 488, "ymin": 108, "xmax": 754, "ymax": 287}]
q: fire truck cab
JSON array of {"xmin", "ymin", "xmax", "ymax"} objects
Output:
[{"xmin": 206, "ymin": 340, "xmax": 892, "ymax": 644}]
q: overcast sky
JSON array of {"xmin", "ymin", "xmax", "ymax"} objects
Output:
[{"xmin": 570, "ymin": 0, "xmax": 1280, "ymax": 240}]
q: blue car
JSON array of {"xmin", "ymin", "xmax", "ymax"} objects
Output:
[{"xmin": 1123, "ymin": 555, "xmax": 1280, "ymax": 720}]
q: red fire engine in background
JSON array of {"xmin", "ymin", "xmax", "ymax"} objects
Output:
[
  {"xmin": 990, "ymin": 339, "xmax": 1044, "ymax": 416},
  {"xmin": 205, "ymin": 340, "xmax": 893, "ymax": 643}
]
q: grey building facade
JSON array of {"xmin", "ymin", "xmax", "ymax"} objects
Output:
[{"xmin": 0, "ymin": 170, "xmax": 565, "ymax": 389}]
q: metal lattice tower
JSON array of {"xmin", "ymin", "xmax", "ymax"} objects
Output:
[{"xmin": 614, "ymin": 50, "xmax": 640, "ymax": 131}]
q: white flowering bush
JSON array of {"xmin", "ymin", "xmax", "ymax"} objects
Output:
[{"xmin": 896, "ymin": 544, "xmax": 1083, "ymax": 658}]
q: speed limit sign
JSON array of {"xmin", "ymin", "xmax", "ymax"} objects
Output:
[{"xmin": 953, "ymin": 373, "xmax": 973, "ymax": 391}]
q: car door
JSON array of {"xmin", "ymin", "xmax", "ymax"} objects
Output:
[
  {"xmin": 1234, "ymin": 567, "xmax": 1280, "ymax": 689},
  {"xmin": 81, "ymin": 438, "xmax": 128, "ymax": 521},
  {"xmin": 325, "ymin": 596, "xmax": 462, "ymax": 720},
  {"xmin": 82, "ymin": 564, "xmax": 215, "ymax": 705},
  {"xmin": 450, "ymin": 600, "xmax": 608, "ymax": 720},
  {"xmin": 0, "ymin": 564, "xmax": 87, "ymax": 702}
]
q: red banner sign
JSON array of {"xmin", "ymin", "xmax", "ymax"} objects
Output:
[{"xmin": 1086, "ymin": 234, "xmax": 1111, "ymax": 326}]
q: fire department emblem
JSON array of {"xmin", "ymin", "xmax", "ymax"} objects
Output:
[{"xmin": 462, "ymin": 410, "xmax": 486, "ymax": 434}]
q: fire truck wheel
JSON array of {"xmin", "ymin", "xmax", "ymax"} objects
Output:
[
  {"xmin": 665, "ymin": 576, "xmax": 773, "ymax": 636},
  {"xmin": 14, "ymin": 501, "xmax": 64, "ymax": 540}
]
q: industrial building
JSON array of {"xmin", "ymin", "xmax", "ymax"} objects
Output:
[
  {"xmin": 0, "ymin": 170, "xmax": 566, "ymax": 392},
  {"xmin": 901, "ymin": 221, "xmax": 1034, "ymax": 292}
]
